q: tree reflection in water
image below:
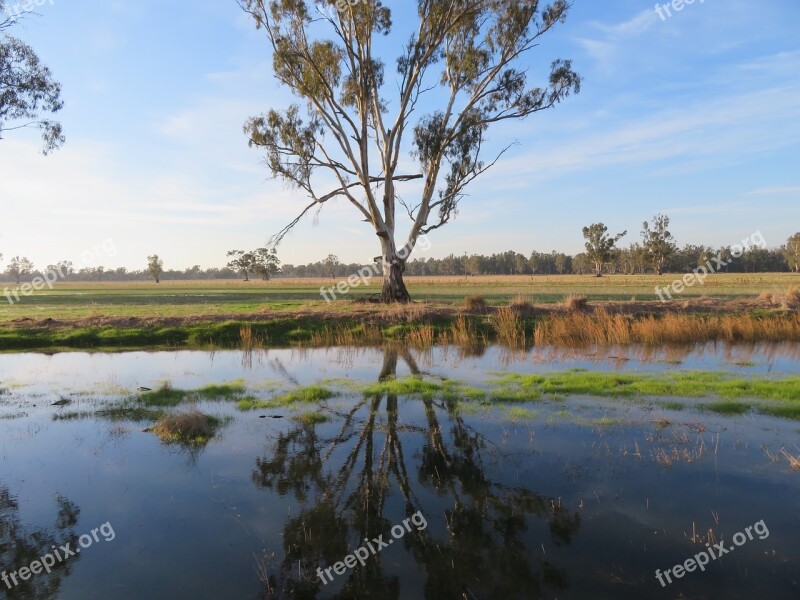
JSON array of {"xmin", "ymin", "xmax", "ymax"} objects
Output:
[
  {"xmin": 0, "ymin": 487, "xmax": 81, "ymax": 599},
  {"xmin": 253, "ymin": 348, "xmax": 581, "ymax": 599}
]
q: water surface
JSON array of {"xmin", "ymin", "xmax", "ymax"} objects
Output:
[{"xmin": 1, "ymin": 344, "xmax": 798, "ymax": 599}]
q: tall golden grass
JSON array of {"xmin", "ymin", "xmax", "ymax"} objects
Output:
[
  {"xmin": 407, "ymin": 324, "xmax": 435, "ymax": 348},
  {"xmin": 759, "ymin": 286, "xmax": 800, "ymax": 311},
  {"xmin": 443, "ymin": 315, "xmax": 484, "ymax": 350},
  {"xmin": 491, "ymin": 307, "xmax": 526, "ymax": 348},
  {"xmin": 309, "ymin": 323, "xmax": 384, "ymax": 346},
  {"xmin": 534, "ymin": 308, "xmax": 800, "ymax": 346}
]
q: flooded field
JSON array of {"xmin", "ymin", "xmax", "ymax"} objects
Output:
[{"xmin": 1, "ymin": 344, "xmax": 799, "ymax": 599}]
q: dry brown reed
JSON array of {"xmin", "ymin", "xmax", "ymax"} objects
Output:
[
  {"xmin": 309, "ymin": 323, "xmax": 384, "ymax": 346},
  {"xmin": 534, "ymin": 308, "xmax": 800, "ymax": 346},
  {"xmin": 407, "ymin": 324, "xmax": 436, "ymax": 348},
  {"xmin": 491, "ymin": 307, "xmax": 526, "ymax": 349},
  {"xmin": 443, "ymin": 315, "xmax": 484, "ymax": 350}
]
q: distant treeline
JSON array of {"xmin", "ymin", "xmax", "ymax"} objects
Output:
[
  {"xmin": 283, "ymin": 245, "xmax": 796, "ymax": 278},
  {"xmin": 1, "ymin": 242, "xmax": 798, "ymax": 284}
]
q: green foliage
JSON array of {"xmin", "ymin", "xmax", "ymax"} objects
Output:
[
  {"xmin": 641, "ymin": 214, "xmax": 677, "ymax": 275},
  {"xmin": 784, "ymin": 232, "xmax": 800, "ymax": 272},
  {"xmin": 581, "ymin": 223, "xmax": 627, "ymax": 276},
  {"xmin": 0, "ymin": 22, "xmax": 64, "ymax": 153},
  {"xmin": 147, "ymin": 255, "xmax": 164, "ymax": 283}
]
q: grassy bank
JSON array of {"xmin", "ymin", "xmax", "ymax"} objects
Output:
[
  {"xmin": 2, "ymin": 304, "xmax": 800, "ymax": 351},
  {"xmin": 1, "ymin": 274, "xmax": 799, "ymax": 323},
  {"xmin": 1, "ymin": 276, "xmax": 798, "ymax": 351}
]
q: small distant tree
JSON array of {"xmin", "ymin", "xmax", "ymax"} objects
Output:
[
  {"xmin": 252, "ymin": 247, "xmax": 281, "ymax": 280},
  {"xmin": 582, "ymin": 223, "xmax": 626, "ymax": 277},
  {"xmin": 323, "ymin": 254, "xmax": 339, "ymax": 279},
  {"xmin": 57, "ymin": 260, "xmax": 73, "ymax": 278},
  {"xmin": 784, "ymin": 232, "xmax": 800, "ymax": 273},
  {"xmin": 641, "ymin": 214, "xmax": 676, "ymax": 275},
  {"xmin": 147, "ymin": 255, "xmax": 164, "ymax": 283},
  {"xmin": 227, "ymin": 250, "xmax": 256, "ymax": 281},
  {"xmin": 7, "ymin": 256, "xmax": 33, "ymax": 284}
]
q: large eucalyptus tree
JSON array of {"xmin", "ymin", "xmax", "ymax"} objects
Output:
[{"xmin": 241, "ymin": 0, "xmax": 580, "ymax": 301}]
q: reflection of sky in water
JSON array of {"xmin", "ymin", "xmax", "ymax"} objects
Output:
[
  {"xmin": 2, "ymin": 342, "xmax": 800, "ymax": 398},
  {"xmin": 0, "ymin": 346, "xmax": 799, "ymax": 598}
]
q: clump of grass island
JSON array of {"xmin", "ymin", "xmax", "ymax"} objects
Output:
[{"xmin": 150, "ymin": 411, "xmax": 224, "ymax": 444}]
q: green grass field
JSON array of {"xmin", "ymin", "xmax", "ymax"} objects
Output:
[{"xmin": 1, "ymin": 273, "xmax": 797, "ymax": 322}]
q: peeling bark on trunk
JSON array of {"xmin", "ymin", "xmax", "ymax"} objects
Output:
[
  {"xmin": 380, "ymin": 260, "xmax": 411, "ymax": 303},
  {"xmin": 378, "ymin": 235, "xmax": 412, "ymax": 303}
]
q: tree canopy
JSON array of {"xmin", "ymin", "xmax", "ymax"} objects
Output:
[
  {"xmin": 582, "ymin": 222, "xmax": 626, "ymax": 277},
  {"xmin": 241, "ymin": 0, "xmax": 580, "ymax": 301},
  {"xmin": 0, "ymin": 2, "xmax": 64, "ymax": 153}
]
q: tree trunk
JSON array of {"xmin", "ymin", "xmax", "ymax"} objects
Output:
[
  {"xmin": 377, "ymin": 234, "xmax": 413, "ymax": 303},
  {"xmin": 380, "ymin": 260, "xmax": 411, "ymax": 303}
]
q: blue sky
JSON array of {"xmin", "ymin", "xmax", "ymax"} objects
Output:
[{"xmin": 1, "ymin": 0, "xmax": 799, "ymax": 271}]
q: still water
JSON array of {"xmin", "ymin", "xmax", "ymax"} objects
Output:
[{"xmin": 1, "ymin": 344, "xmax": 799, "ymax": 599}]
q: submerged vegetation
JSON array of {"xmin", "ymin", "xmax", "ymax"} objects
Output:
[
  {"xmin": 16, "ymin": 371, "xmax": 800, "ymax": 423},
  {"xmin": 131, "ymin": 371, "xmax": 800, "ymax": 420}
]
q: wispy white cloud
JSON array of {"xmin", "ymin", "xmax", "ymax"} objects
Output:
[
  {"xmin": 488, "ymin": 83, "xmax": 800, "ymax": 185},
  {"xmin": 591, "ymin": 9, "xmax": 657, "ymax": 37},
  {"xmin": 748, "ymin": 186, "xmax": 800, "ymax": 196}
]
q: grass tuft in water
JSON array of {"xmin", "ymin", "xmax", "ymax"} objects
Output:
[
  {"xmin": 294, "ymin": 411, "xmax": 330, "ymax": 426},
  {"xmin": 138, "ymin": 382, "xmax": 188, "ymax": 407},
  {"xmin": 149, "ymin": 411, "xmax": 225, "ymax": 444},
  {"xmin": 706, "ymin": 401, "xmax": 751, "ymax": 416}
]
